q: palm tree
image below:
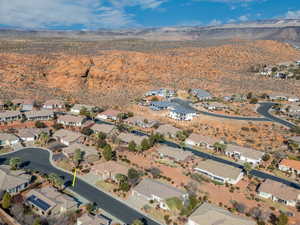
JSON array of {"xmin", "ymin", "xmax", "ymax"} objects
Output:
[
  {"xmin": 38, "ymin": 131, "xmax": 49, "ymax": 147},
  {"xmin": 9, "ymin": 157, "xmax": 22, "ymax": 170},
  {"xmin": 213, "ymin": 142, "xmax": 227, "ymax": 154}
]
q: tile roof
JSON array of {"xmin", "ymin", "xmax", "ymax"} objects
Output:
[
  {"xmin": 279, "ymin": 159, "xmax": 300, "ymax": 171},
  {"xmin": 91, "ymin": 161, "xmax": 129, "ymax": 177},
  {"xmin": 53, "ymin": 129, "xmax": 83, "ymax": 143},
  {"xmin": 99, "ymin": 109, "xmax": 122, "ymax": 117},
  {"xmin": 57, "ymin": 115, "xmax": 85, "ymax": 123},
  {"xmin": 18, "ymin": 128, "xmax": 49, "ymax": 139},
  {"xmin": 117, "ymin": 133, "xmax": 146, "ymax": 145},
  {"xmin": 0, "ymin": 165, "xmax": 31, "ymax": 191},
  {"xmin": 0, "ymin": 133, "xmax": 19, "ymax": 142},
  {"xmin": 258, "ymin": 179, "xmax": 300, "ymax": 201},
  {"xmin": 24, "ymin": 110, "xmax": 54, "ymax": 118},
  {"xmin": 0, "ymin": 111, "xmax": 21, "ymax": 119},
  {"xmin": 63, "ymin": 143, "xmax": 98, "ymax": 157},
  {"xmin": 196, "ymin": 160, "xmax": 242, "ymax": 180},
  {"xmin": 157, "ymin": 145, "xmax": 193, "ymax": 161},
  {"xmin": 186, "ymin": 133, "xmax": 218, "ymax": 145},
  {"xmin": 155, "ymin": 124, "xmax": 181, "ymax": 137},
  {"xmin": 133, "ymin": 178, "xmax": 186, "ymax": 200},
  {"xmin": 90, "ymin": 123, "xmax": 116, "ymax": 134},
  {"xmin": 189, "ymin": 203, "xmax": 256, "ymax": 225},
  {"xmin": 226, "ymin": 144, "xmax": 264, "ymax": 160}
]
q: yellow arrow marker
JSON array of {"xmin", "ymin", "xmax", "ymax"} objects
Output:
[{"xmin": 72, "ymin": 168, "xmax": 77, "ymax": 187}]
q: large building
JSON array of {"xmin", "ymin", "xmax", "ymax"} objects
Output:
[
  {"xmin": 132, "ymin": 179, "xmax": 188, "ymax": 210},
  {"xmin": 225, "ymin": 144, "xmax": 265, "ymax": 166},
  {"xmin": 188, "ymin": 202, "xmax": 256, "ymax": 225},
  {"xmin": 258, "ymin": 179, "xmax": 300, "ymax": 207},
  {"xmin": 25, "ymin": 186, "xmax": 78, "ymax": 216},
  {"xmin": 194, "ymin": 160, "xmax": 243, "ymax": 185},
  {"xmin": 0, "ymin": 165, "xmax": 31, "ymax": 198}
]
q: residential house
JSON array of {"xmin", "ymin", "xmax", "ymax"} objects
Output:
[
  {"xmin": 185, "ymin": 133, "xmax": 219, "ymax": 149},
  {"xmin": 90, "ymin": 123, "xmax": 116, "ymax": 135},
  {"xmin": 132, "ymin": 178, "xmax": 189, "ymax": 210},
  {"xmin": 204, "ymin": 102, "xmax": 228, "ymax": 111},
  {"xmin": 25, "ymin": 186, "xmax": 78, "ymax": 216},
  {"xmin": 225, "ymin": 144, "xmax": 265, "ymax": 165},
  {"xmin": 269, "ymin": 93, "xmax": 288, "ymax": 101},
  {"xmin": 157, "ymin": 145, "xmax": 193, "ymax": 162},
  {"xmin": 43, "ymin": 100, "xmax": 65, "ymax": 110},
  {"xmin": 278, "ymin": 159, "xmax": 300, "ymax": 175},
  {"xmin": 70, "ymin": 104, "xmax": 94, "ymax": 115},
  {"xmin": 187, "ymin": 202, "xmax": 256, "ymax": 225},
  {"xmin": 53, "ymin": 129, "xmax": 84, "ymax": 146},
  {"xmin": 169, "ymin": 107, "xmax": 197, "ymax": 121},
  {"xmin": 17, "ymin": 128, "xmax": 50, "ymax": 142},
  {"xmin": 77, "ymin": 213, "xmax": 111, "ymax": 225},
  {"xmin": 24, "ymin": 110, "xmax": 54, "ymax": 121},
  {"xmin": 63, "ymin": 143, "xmax": 99, "ymax": 163},
  {"xmin": 117, "ymin": 133, "xmax": 146, "ymax": 146},
  {"xmin": 288, "ymin": 96, "xmax": 300, "ymax": 102},
  {"xmin": 0, "ymin": 111, "xmax": 22, "ymax": 122},
  {"xmin": 0, "ymin": 165, "xmax": 31, "ymax": 198},
  {"xmin": 145, "ymin": 89, "xmax": 175, "ymax": 98},
  {"xmin": 57, "ymin": 115, "xmax": 86, "ymax": 127},
  {"xmin": 194, "ymin": 160, "xmax": 243, "ymax": 185},
  {"xmin": 190, "ymin": 89, "xmax": 212, "ymax": 101},
  {"xmin": 97, "ymin": 109, "xmax": 122, "ymax": 121},
  {"xmin": 124, "ymin": 116, "xmax": 159, "ymax": 128},
  {"xmin": 149, "ymin": 101, "xmax": 177, "ymax": 111},
  {"xmin": 155, "ymin": 124, "xmax": 181, "ymax": 139},
  {"xmin": 258, "ymin": 179, "xmax": 300, "ymax": 207},
  {"xmin": 21, "ymin": 99, "xmax": 35, "ymax": 112},
  {"xmin": 90, "ymin": 161, "xmax": 129, "ymax": 181},
  {"xmin": 0, "ymin": 133, "xmax": 20, "ymax": 146}
]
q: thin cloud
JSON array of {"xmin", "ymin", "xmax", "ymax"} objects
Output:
[
  {"xmin": 0, "ymin": 0, "xmax": 167, "ymax": 29},
  {"xmin": 285, "ymin": 10, "xmax": 300, "ymax": 19}
]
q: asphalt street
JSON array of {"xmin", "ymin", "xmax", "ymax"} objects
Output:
[{"xmin": 0, "ymin": 149, "xmax": 161, "ymax": 225}]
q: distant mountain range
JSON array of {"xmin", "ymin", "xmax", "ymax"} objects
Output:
[{"xmin": 1, "ymin": 19, "xmax": 300, "ymax": 43}]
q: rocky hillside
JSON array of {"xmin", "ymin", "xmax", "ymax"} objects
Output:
[{"xmin": 0, "ymin": 40, "xmax": 299, "ymax": 107}]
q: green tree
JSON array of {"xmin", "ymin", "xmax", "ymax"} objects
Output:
[
  {"xmin": 97, "ymin": 132, "xmax": 107, "ymax": 141},
  {"xmin": 103, "ymin": 144, "xmax": 113, "ymax": 161},
  {"xmin": 243, "ymin": 162, "xmax": 252, "ymax": 175},
  {"xmin": 48, "ymin": 173, "xmax": 64, "ymax": 189},
  {"xmin": 115, "ymin": 174, "xmax": 128, "ymax": 183},
  {"xmin": 262, "ymin": 154, "xmax": 270, "ymax": 161},
  {"xmin": 38, "ymin": 131, "xmax": 49, "ymax": 147},
  {"xmin": 277, "ymin": 213, "xmax": 288, "ymax": 225},
  {"xmin": 166, "ymin": 197, "xmax": 183, "ymax": 211},
  {"xmin": 81, "ymin": 127, "xmax": 93, "ymax": 136},
  {"xmin": 250, "ymin": 98, "xmax": 258, "ymax": 104},
  {"xmin": 32, "ymin": 218, "xmax": 42, "ymax": 225},
  {"xmin": 128, "ymin": 141, "xmax": 137, "ymax": 152},
  {"xmin": 73, "ymin": 148, "xmax": 83, "ymax": 167},
  {"xmin": 80, "ymin": 107, "xmax": 91, "ymax": 118},
  {"xmin": 213, "ymin": 142, "xmax": 227, "ymax": 153},
  {"xmin": 2, "ymin": 192, "xmax": 11, "ymax": 209},
  {"xmin": 140, "ymin": 138, "xmax": 150, "ymax": 151},
  {"xmin": 119, "ymin": 180, "xmax": 130, "ymax": 192},
  {"xmin": 127, "ymin": 168, "xmax": 140, "ymax": 185},
  {"xmin": 35, "ymin": 121, "xmax": 47, "ymax": 128},
  {"xmin": 131, "ymin": 219, "xmax": 144, "ymax": 225},
  {"xmin": 9, "ymin": 157, "xmax": 22, "ymax": 170},
  {"xmin": 97, "ymin": 139, "xmax": 107, "ymax": 149}
]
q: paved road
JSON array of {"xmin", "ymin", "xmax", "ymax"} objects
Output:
[
  {"xmin": 96, "ymin": 119, "xmax": 300, "ymax": 190},
  {"xmin": 256, "ymin": 102, "xmax": 296, "ymax": 129},
  {"xmin": 172, "ymin": 98, "xmax": 296, "ymax": 128},
  {"xmin": 0, "ymin": 148, "xmax": 160, "ymax": 225}
]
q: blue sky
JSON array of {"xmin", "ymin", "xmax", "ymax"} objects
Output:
[{"xmin": 0, "ymin": 0, "xmax": 300, "ymax": 30}]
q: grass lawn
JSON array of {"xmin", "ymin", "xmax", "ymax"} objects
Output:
[
  {"xmin": 55, "ymin": 159, "xmax": 73, "ymax": 172},
  {"xmin": 155, "ymin": 159, "xmax": 177, "ymax": 168},
  {"xmin": 95, "ymin": 180, "xmax": 117, "ymax": 192}
]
